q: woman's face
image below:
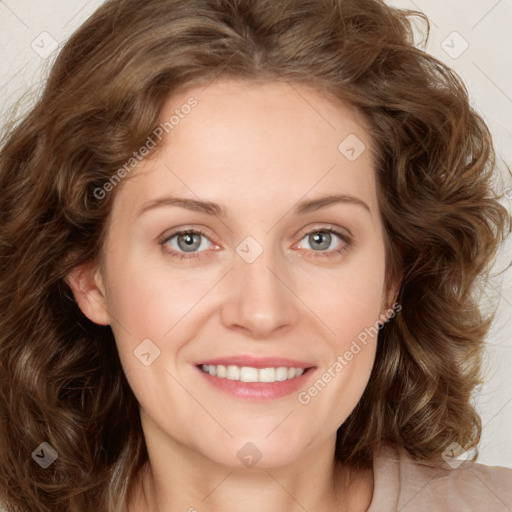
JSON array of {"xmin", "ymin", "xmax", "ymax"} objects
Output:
[{"xmin": 72, "ymin": 79, "xmax": 398, "ymax": 469}]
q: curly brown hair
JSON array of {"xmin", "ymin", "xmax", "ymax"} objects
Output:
[{"xmin": 0, "ymin": 0, "xmax": 510, "ymax": 510}]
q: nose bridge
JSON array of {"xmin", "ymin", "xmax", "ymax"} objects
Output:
[{"xmin": 220, "ymin": 236, "xmax": 299, "ymax": 336}]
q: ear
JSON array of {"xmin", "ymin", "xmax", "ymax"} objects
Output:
[
  {"xmin": 65, "ymin": 262, "xmax": 111, "ymax": 326},
  {"xmin": 379, "ymin": 272, "xmax": 403, "ymax": 325}
]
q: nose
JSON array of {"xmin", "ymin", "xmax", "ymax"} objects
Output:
[{"xmin": 220, "ymin": 245, "xmax": 301, "ymax": 338}]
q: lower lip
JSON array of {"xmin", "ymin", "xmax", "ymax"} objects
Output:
[{"xmin": 195, "ymin": 366, "xmax": 315, "ymax": 401}]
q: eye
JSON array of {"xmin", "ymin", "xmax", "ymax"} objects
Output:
[
  {"xmin": 158, "ymin": 225, "xmax": 352, "ymax": 261},
  {"xmin": 159, "ymin": 228, "xmax": 215, "ymax": 260},
  {"xmin": 296, "ymin": 227, "xmax": 352, "ymax": 258}
]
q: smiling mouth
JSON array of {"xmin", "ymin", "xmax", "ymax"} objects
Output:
[{"xmin": 198, "ymin": 364, "xmax": 312, "ymax": 383}]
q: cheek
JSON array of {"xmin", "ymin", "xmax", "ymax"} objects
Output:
[
  {"xmin": 297, "ymin": 276, "xmax": 382, "ymax": 434},
  {"xmin": 296, "ymin": 247, "xmax": 386, "ymax": 345},
  {"xmin": 104, "ymin": 247, "xmax": 221, "ymax": 340}
]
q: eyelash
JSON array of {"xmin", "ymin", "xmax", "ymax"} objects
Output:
[{"xmin": 159, "ymin": 226, "xmax": 352, "ymax": 261}]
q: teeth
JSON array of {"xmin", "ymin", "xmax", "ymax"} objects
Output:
[
  {"xmin": 259, "ymin": 367, "xmax": 276, "ymax": 382},
  {"xmin": 276, "ymin": 367, "xmax": 288, "ymax": 381},
  {"xmin": 226, "ymin": 365, "xmax": 240, "ymax": 380},
  {"xmin": 240, "ymin": 367, "xmax": 259, "ymax": 382},
  {"xmin": 201, "ymin": 364, "xmax": 306, "ymax": 383}
]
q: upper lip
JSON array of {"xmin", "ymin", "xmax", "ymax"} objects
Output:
[{"xmin": 196, "ymin": 355, "xmax": 315, "ymax": 369}]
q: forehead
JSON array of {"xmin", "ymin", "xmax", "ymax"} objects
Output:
[{"xmin": 113, "ymin": 79, "xmax": 378, "ymax": 221}]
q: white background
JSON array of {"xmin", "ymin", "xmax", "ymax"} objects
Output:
[{"xmin": 0, "ymin": 0, "xmax": 511, "ymax": 468}]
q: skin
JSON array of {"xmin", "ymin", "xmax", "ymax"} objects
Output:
[{"xmin": 67, "ymin": 79, "xmax": 400, "ymax": 512}]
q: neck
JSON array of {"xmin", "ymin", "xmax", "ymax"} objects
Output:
[{"xmin": 126, "ymin": 418, "xmax": 374, "ymax": 512}]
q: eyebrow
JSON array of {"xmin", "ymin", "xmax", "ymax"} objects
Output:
[{"xmin": 137, "ymin": 193, "xmax": 371, "ymax": 217}]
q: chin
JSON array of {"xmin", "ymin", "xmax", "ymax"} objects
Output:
[{"xmin": 196, "ymin": 434, "xmax": 310, "ymax": 470}]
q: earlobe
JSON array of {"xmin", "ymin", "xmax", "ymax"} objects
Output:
[{"xmin": 65, "ymin": 263, "xmax": 111, "ymax": 326}]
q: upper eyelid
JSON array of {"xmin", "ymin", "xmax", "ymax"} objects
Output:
[
  {"xmin": 296, "ymin": 224, "xmax": 351, "ymax": 240},
  {"xmin": 159, "ymin": 226, "xmax": 213, "ymax": 244}
]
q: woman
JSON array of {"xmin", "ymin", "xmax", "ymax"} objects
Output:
[{"xmin": 0, "ymin": 0, "xmax": 511, "ymax": 511}]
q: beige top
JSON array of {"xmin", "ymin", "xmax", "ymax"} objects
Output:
[{"xmin": 367, "ymin": 443, "xmax": 512, "ymax": 511}]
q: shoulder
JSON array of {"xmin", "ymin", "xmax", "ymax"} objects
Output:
[{"xmin": 369, "ymin": 443, "xmax": 512, "ymax": 512}]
